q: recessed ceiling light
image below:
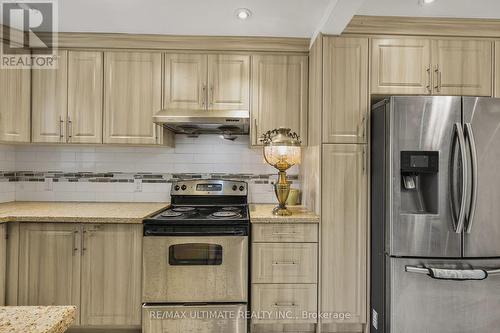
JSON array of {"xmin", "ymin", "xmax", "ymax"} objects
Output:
[
  {"xmin": 421, "ymin": 0, "xmax": 436, "ymax": 4},
  {"xmin": 235, "ymin": 8, "xmax": 252, "ymax": 20}
]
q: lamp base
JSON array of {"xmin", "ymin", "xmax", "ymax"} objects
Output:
[{"xmin": 273, "ymin": 205, "xmax": 292, "ymax": 216}]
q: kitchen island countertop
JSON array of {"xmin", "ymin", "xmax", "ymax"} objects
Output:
[
  {"xmin": 0, "ymin": 306, "xmax": 76, "ymax": 333},
  {"xmin": 0, "ymin": 201, "xmax": 169, "ymax": 224},
  {"xmin": 249, "ymin": 204, "xmax": 320, "ymax": 223}
]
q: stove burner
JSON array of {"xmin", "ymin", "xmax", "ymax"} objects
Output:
[
  {"xmin": 221, "ymin": 206, "xmax": 241, "ymax": 212},
  {"xmin": 161, "ymin": 210, "xmax": 184, "ymax": 217},
  {"xmin": 172, "ymin": 206, "xmax": 196, "ymax": 212},
  {"xmin": 210, "ymin": 211, "xmax": 241, "ymax": 219}
]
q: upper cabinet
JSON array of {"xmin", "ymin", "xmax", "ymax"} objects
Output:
[
  {"xmin": 164, "ymin": 53, "xmax": 249, "ymax": 111},
  {"xmin": 371, "ymin": 38, "xmax": 493, "ymax": 96},
  {"xmin": 32, "ymin": 50, "xmax": 68, "ymax": 143},
  {"xmin": 432, "ymin": 39, "xmax": 492, "ymax": 96},
  {"xmin": 0, "ymin": 57, "xmax": 30, "ymax": 143},
  {"xmin": 371, "ymin": 38, "xmax": 432, "ymax": 95},
  {"xmin": 104, "ymin": 52, "xmax": 163, "ymax": 145},
  {"xmin": 323, "ymin": 36, "xmax": 368, "ymax": 144},
  {"xmin": 251, "ymin": 54, "xmax": 308, "ymax": 146},
  {"xmin": 496, "ymin": 41, "xmax": 500, "ymax": 98},
  {"xmin": 32, "ymin": 50, "xmax": 104, "ymax": 144},
  {"xmin": 67, "ymin": 51, "xmax": 103, "ymax": 144}
]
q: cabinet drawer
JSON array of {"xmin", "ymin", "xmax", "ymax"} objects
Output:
[
  {"xmin": 252, "ymin": 224, "xmax": 317, "ymax": 243},
  {"xmin": 251, "ymin": 284, "xmax": 317, "ymax": 324},
  {"xmin": 252, "ymin": 243, "xmax": 317, "ymax": 283}
]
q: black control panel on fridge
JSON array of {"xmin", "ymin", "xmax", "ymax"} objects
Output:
[{"xmin": 401, "ymin": 151, "xmax": 439, "ymax": 174}]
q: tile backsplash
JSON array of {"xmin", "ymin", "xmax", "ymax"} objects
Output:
[{"xmin": 0, "ymin": 135, "xmax": 301, "ymax": 203}]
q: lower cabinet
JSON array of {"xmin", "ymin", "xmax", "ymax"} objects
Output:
[
  {"xmin": 321, "ymin": 144, "xmax": 368, "ymax": 325},
  {"xmin": 16, "ymin": 223, "xmax": 142, "ymax": 328},
  {"xmin": 251, "ymin": 223, "xmax": 318, "ymax": 327}
]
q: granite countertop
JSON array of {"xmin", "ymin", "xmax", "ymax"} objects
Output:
[
  {"xmin": 0, "ymin": 201, "xmax": 169, "ymax": 224},
  {"xmin": 0, "ymin": 306, "xmax": 76, "ymax": 333},
  {"xmin": 249, "ymin": 204, "xmax": 320, "ymax": 223}
]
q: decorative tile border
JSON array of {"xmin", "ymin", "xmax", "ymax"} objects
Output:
[{"xmin": 0, "ymin": 171, "xmax": 299, "ymax": 184}]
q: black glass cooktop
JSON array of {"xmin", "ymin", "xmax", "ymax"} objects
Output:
[{"xmin": 143, "ymin": 205, "xmax": 250, "ymax": 225}]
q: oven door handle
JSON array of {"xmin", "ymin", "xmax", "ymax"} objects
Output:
[{"xmin": 144, "ymin": 230, "xmax": 247, "ymax": 236}]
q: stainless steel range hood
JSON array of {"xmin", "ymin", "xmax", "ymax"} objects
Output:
[{"xmin": 153, "ymin": 109, "xmax": 249, "ymax": 136}]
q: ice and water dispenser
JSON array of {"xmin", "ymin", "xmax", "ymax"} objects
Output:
[{"xmin": 400, "ymin": 151, "xmax": 439, "ymax": 214}]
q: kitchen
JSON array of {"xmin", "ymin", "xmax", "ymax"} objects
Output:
[{"xmin": 1, "ymin": 0, "xmax": 500, "ymax": 332}]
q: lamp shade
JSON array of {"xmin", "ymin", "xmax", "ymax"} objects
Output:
[{"xmin": 261, "ymin": 127, "xmax": 302, "ymax": 171}]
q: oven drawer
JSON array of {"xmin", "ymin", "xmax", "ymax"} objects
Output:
[
  {"xmin": 251, "ymin": 284, "xmax": 317, "ymax": 324},
  {"xmin": 252, "ymin": 224, "xmax": 318, "ymax": 243},
  {"xmin": 143, "ymin": 235, "xmax": 248, "ymax": 303},
  {"xmin": 252, "ymin": 243, "xmax": 317, "ymax": 283},
  {"xmin": 143, "ymin": 304, "xmax": 247, "ymax": 333}
]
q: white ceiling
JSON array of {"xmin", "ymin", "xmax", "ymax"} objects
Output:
[
  {"xmin": 57, "ymin": 0, "xmax": 331, "ymax": 38},
  {"xmin": 358, "ymin": 0, "xmax": 500, "ymax": 19}
]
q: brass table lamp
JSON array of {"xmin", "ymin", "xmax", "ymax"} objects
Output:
[{"xmin": 260, "ymin": 128, "xmax": 302, "ymax": 216}]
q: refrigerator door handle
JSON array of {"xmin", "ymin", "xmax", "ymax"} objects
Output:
[
  {"xmin": 453, "ymin": 123, "xmax": 468, "ymax": 234},
  {"xmin": 406, "ymin": 265, "xmax": 500, "ymax": 278},
  {"xmin": 464, "ymin": 123, "xmax": 478, "ymax": 234}
]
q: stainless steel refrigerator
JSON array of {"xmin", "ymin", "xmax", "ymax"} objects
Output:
[{"xmin": 370, "ymin": 96, "xmax": 500, "ymax": 333}]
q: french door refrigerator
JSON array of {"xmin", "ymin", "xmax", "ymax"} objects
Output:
[{"xmin": 371, "ymin": 96, "xmax": 500, "ymax": 333}]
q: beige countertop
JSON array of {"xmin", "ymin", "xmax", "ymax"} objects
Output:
[
  {"xmin": 249, "ymin": 204, "xmax": 320, "ymax": 223},
  {"xmin": 0, "ymin": 201, "xmax": 169, "ymax": 224},
  {"xmin": 0, "ymin": 306, "xmax": 76, "ymax": 333}
]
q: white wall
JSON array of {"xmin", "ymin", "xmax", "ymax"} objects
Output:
[
  {"xmin": 3, "ymin": 135, "xmax": 300, "ymax": 203},
  {"xmin": 0, "ymin": 145, "xmax": 16, "ymax": 203}
]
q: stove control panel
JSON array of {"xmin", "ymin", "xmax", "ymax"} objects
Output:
[{"xmin": 171, "ymin": 179, "xmax": 247, "ymax": 196}]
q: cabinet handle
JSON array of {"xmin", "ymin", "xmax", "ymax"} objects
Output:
[
  {"xmin": 273, "ymin": 261, "xmax": 297, "ymax": 266},
  {"xmin": 273, "ymin": 302, "xmax": 297, "ymax": 308},
  {"xmin": 81, "ymin": 229, "xmax": 87, "ymax": 253},
  {"xmin": 358, "ymin": 115, "xmax": 366, "ymax": 139},
  {"xmin": 437, "ymin": 70, "xmax": 442, "ymax": 92},
  {"xmin": 434, "ymin": 65, "xmax": 441, "ymax": 93},
  {"xmin": 426, "ymin": 67, "xmax": 432, "ymax": 94},
  {"xmin": 362, "ymin": 147, "xmax": 366, "ymax": 175},
  {"xmin": 272, "ymin": 231, "xmax": 298, "ymax": 236},
  {"xmin": 59, "ymin": 117, "xmax": 64, "ymax": 141},
  {"xmin": 72, "ymin": 230, "xmax": 78, "ymax": 256},
  {"xmin": 254, "ymin": 119, "xmax": 258, "ymax": 144},
  {"xmin": 67, "ymin": 117, "xmax": 73, "ymax": 141},
  {"xmin": 201, "ymin": 84, "xmax": 207, "ymax": 108},
  {"xmin": 209, "ymin": 85, "xmax": 214, "ymax": 108}
]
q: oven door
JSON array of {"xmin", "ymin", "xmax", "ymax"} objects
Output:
[
  {"xmin": 143, "ymin": 304, "xmax": 247, "ymax": 333},
  {"xmin": 143, "ymin": 234, "xmax": 248, "ymax": 303}
]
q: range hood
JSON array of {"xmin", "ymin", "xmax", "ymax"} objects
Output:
[{"xmin": 153, "ymin": 109, "xmax": 249, "ymax": 136}]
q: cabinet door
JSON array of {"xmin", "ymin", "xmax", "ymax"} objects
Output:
[
  {"xmin": 80, "ymin": 224, "xmax": 142, "ymax": 326},
  {"xmin": 321, "ymin": 144, "xmax": 367, "ymax": 324},
  {"xmin": 104, "ymin": 52, "xmax": 162, "ymax": 144},
  {"xmin": 0, "ymin": 64, "xmax": 30, "ymax": 143},
  {"xmin": 432, "ymin": 39, "xmax": 493, "ymax": 96},
  {"xmin": 251, "ymin": 55, "xmax": 308, "ymax": 146},
  {"xmin": 68, "ymin": 51, "xmax": 103, "ymax": 143},
  {"xmin": 496, "ymin": 42, "xmax": 500, "ymax": 98},
  {"xmin": 32, "ymin": 50, "xmax": 68, "ymax": 143},
  {"xmin": 0, "ymin": 224, "xmax": 5, "ymax": 306},
  {"xmin": 323, "ymin": 37, "xmax": 368, "ymax": 144},
  {"xmin": 208, "ymin": 54, "xmax": 249, "ymax": 110},
  {"xmin": 371, "ymin": 38, "xmax": 431, "ymax": 95},
  {"xmin": 18, "ymin": 223, "xmax": 81, "ymax": 324},
  {"xmin": 164, "ymin": 53, "xmax": 207, "ymax": 110}
]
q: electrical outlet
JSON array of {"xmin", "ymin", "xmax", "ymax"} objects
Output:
[
  {"xmin": 134, "ymin": 178, "xmax": 142, "ymax": 192},
  {"xmin": 44, "ymin": 178, "xmax": 53, "ymax": 191}
]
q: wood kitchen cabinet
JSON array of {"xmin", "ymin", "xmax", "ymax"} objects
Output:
[
  {"xmin": 67, "ymin": 51, "xmax": 104, "ymax": 144},
  {"xmin": 33, "ymin": 50, "xmax": 104, "ymax": 144},
  {"xmin": 80, "ymin": 224, "xmax": 142, "ymax": 326},
  {"xmin": 371, "ymin": 38, "xmax": 432, "ymax": 95},
  {"xmin": 164, "ymin": 53, "xmax": 249, "ymax": 111},
  {"xmin": 0, "ymin": 48, "xmax": 30, "ymax": 143},
  {"xmin": 104, "ymin": 51, "xmax": 165, "ymax": 145},
  {"xmin": 323, "ymin": 36, "xmax": 368, "ymax": 144},
  {"xmin": 431, "ymin": 39, "xmax": 492, "ymax": 96},
  {"xmin": 321, "ymin": 144, "xmax": 367, "ymax": 325},
  {"xmin": 371, "ymin": 37, "xmax": 493, "ymax": 96},
  {"xmin": 32, "ymin": 50, "xmax": 69, "ymax": 143},
  {"xmin": 0, "ymin": 224, "xmax": 6, "ymax": 306},
  {"xmin": 496, "ymin": 41, "xmax": 500, "ymax": 98},
  {"xmin": 251, "ymin": 54, "xmax": 308, "ymax": 146},
  {"xmin": 15, "ymin": 223, "xmax": 142, "ymax": 328},
  {"xmin": 17, "ymin": 223, "xmax": 81, "ymax": 324}
]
